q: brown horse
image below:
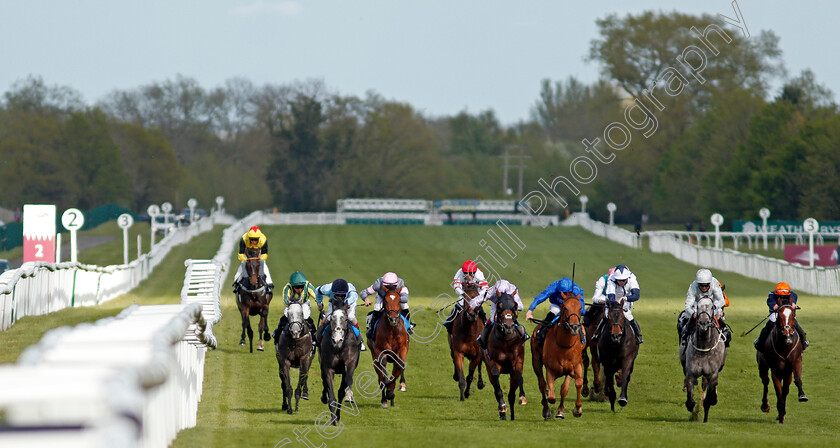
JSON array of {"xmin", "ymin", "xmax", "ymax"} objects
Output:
[
  {"xmin": 235, "ymin": 247, "xmax": 273, "ymax": 352},
  {"xmin": 531, "ymin": 295, "xmax": 585, "ymax": 419},
  {"xmin": 597, "ymin": 301, "xmax": 640, "ymax": 412},
  {"xmin": 368, "ymin": 290, "xmax": 409, "ymax": 408},
  {"xmin": 448, "ymin": 287, "xmax": 485, "ymax": 401},
  {"xmin": 483, "ymin": 294, "xmax": 525, "ymax": 421},
  {"xmin": 581, "ymin": 303, "xmax": 604, "ymax": 398},
  {"xmin": 757, "ymin": 303, "xmax": 807, "ymax": 423}
]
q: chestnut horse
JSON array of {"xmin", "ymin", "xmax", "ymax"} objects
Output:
[
  {"xmin": 581, "ymin": 303, "xmax": 604, "ymax": 398},
  {"xmin": 757, "ymin": 303, "xmax": 807, "ymax": 423},
  {"xmin": 597, "ymin": 301, "xmax": 639, "ymax": 412},
  {"xmin": 235, "ymin": 247, "xmax": 272, "ymax": 352},
  {"xmin": 483, "ymin": 294, "xmax": 525, "ymax": 421},
  {"xmin": 531, "ymin": 295, "xmax": 585, "ymax": 419},
  {"xmin": 448, "ymin": 287, "xmax": 485, "ymax": 401},
  {"xmin": 368, "ymin": 290, "xmax": 410, "ymax": 408}
]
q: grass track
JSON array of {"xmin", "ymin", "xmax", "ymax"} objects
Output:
[{"xmin": 174, "ymin": 225, "xmax": 840, "ymax": 448}]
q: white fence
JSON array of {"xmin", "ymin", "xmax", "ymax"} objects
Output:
[
  {"xmin": 565, "ymin": 213, "xmax": 840, "ymax": 296},
  {"xmin": 0, "ymin": 302, "xmax": 217, "ymax": 448},
  {"xmin": 0, "ymin": 214, "xmax": 225, "ymax": 332}
]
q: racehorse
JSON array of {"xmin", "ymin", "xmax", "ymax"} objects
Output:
[
  {"xmin": 757, "ymin": 303, "xmax": 807, "ymax": 423},
  {"xmin": 531, "ymin": 294, "xmax": 585, "ymax": 419},
  {"xmin": 275, "ymin": 302, "xmax": 313, "ymax": 414},
  {"xmin": 235, "ymin": 247, "xmax": 272, "ymax": 352},
  {"xmin": 448, "ymin": 287, "xmax": 485, "ymax": 401},
  {"xmin": 581, "ymin": 303, "xmax": 604, "ymax": 398},
  {"xmin": 319, "ymin": 297, "xmax": 361, "ymax": 425},
  {"xmin": 483, "ymin": 294, "xmax": 525, "ymax": 421},
  {"xmin": 681, "ymin": 297, "xmax": 727, "ymax": 422},
  {"xmin": 368, "ymin": 290, "xmax": 410, "ymax": 408},
  {"xmin": 597, "ymin": 301, "xmax": 640, "ymax": 412}
]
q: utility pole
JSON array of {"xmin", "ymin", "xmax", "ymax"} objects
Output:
[{"xmin": 498, "ymin": 145, "xmax": 532, "ymax": 198}]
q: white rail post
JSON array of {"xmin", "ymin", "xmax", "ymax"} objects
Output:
[
  {"xmin": 804, "ymin": 218, "xmax": 819, "ymax": 268},
  {"xmin": 580, "ymin": 195, "xmax": 588, "ymax": 214},
  {"xmin": 118, "ymin": 213, "xmax": 134, "ymax": 265},
  {"xmin": 607, "ymin": 202, "xmax": 616, "ymax": 226},
  {"xmin": 759, "ymin": 207, "xmax": 770, "ymax": 251},
  {"xmin": 147, "ymin": 205, "xmax": 160, "ymax": 249},
  {"xmin": 711, "ymin": 213, "xmax": 724, "ymax": 250},
  {"xmin": 61, "ymin": 208, "xmax": 84, "ymax": 263}
]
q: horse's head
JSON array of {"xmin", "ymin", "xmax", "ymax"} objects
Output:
[
  {"xmin": 244, "ymin": 247, "xmax": 261, "ymax": 287},
  {"xmin": 776, "ymin": 304, "xmax": 798, "ymax": 347},
  {"xmin": 560, "ymin": 292, "xmax": 582, "ymax": 335},
  {"xmin": 286, "ymin": 302, "xmax": 306, "ymax": 339},
  {"xmin": 330, "ymin": 308, "xmax": 348, "ymax": 349},
  {"xmin": 384, "ymin": 290, "xmax": 402, "ymax": 327},
  {"xmin": 462, "ymin": 288, "xmax": 480, "ymax": 322},
  {"xmin": 495, "ymin": 294, "xmax": 517, "ymax": 338},
  {"xmin": 694, "ymin": 296, "xmax": 718, "ymax": 340},
  {"xmin": 606, "ymin": 301, "xmax": 626, "ymax": 344}
]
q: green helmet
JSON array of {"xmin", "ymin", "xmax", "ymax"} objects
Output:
[{"xmin": 289, "ymin": 271, "xmax": 307, "ymax": 287}]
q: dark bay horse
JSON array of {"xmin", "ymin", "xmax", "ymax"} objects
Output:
[
  {"xmin": 757, "ymin": 303, "xmax": 807, "ymax": 423},
  {"xmin": 597, "ymin": 301, "xmax": 639, "ymax": 412},
  {"xmin": 275, "ymin": 302, "xmax": 313, "ymax": 414},
  {"xmin": 448, "ymin": 287, "xmax": 485, "ymax": 401},
  {"xmin": 368, "ymin": 290, "xmax": 410, "ymax": 408},
  {"xmin": 319, "ymin": 299, "xmax": 361, "ymax": 425},
  {"xmin": 531, "ymin": 295, "xmax": 585, "ymax": 419},
  {"xmin": 235, "ymin": 247, "xmax": 272, "ymax": 352},
  {"xmin": 582, "ymin": 303, "xmax": 604, "ymax": 398},
  {"xmin": 483, "ymin": 294, "xmax": 525, "ymax": 421},
  {"xmin": 681, "ymin": 297, "xmax": 727, "ymax": 422}
]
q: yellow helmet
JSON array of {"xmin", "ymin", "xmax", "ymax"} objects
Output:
[{"xmin": 246, "ymin": 226, "xmax": 261, "ymax": 240}]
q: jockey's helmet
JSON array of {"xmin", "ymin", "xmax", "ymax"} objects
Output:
[
  {"xmin": 383, "ymin": 272, "xmax": 399, "ymax": 289},
  {"xmin": 696, "ymin": 269, "xmax": 713, "ymax": 286},
  {"xmin": 290, "ymin": 271, "xmax": 307, "ymax": 287},
  {"xmin": 613, "ymin": 265, "xmax": 632, "ymax": 281},
  {"xmin": 558, "ymin": 277, "xmax": 574, "ymax": 293},
  {"xmin": 774, "ymin": 282, "xmax": 792, "ymax": 296},
  {"xmin": 331, "ymin": 279, "xmax": 349, "ymax": 296},
  {"xmin": 462, "ymin": 260, "xmax": 477, "ymax": 274}
]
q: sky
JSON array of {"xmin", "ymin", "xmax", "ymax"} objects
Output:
[{"xmin": 0, "ymin": 0, "xmax": 837, "ymax": 125}]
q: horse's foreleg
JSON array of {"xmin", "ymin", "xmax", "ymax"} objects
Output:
[
  {"xmin": 485, "ymin": 361, "xmax": 506, "ymax": 421},
  {"xmin": 531, "ymin": 347, "xmax": 550, "ymax": 419},
  {"xmin": 573, "ymin": 361, "xmax": 584, "ymax": 417},
  {"xmin": 703, "ymin": 372, "xmax": 719, "ymax": 423},
  {"xmin": 592, "ymin": 348, "xmax": 603, "ymax": 395},
  {"xmin": 684, "ymin": 374, "xmax": 696, "ymax": 414},
  {"xmin": 454, "ymin": 352, "xmax": 466, "ymax": 401},
  {"xmin": 605, "ymin": 367, "xmax": 616, "ymax": 412},
  {"xmin": 465, "ymin": 355, "xmax": 480, "ymax": 399},
  {"xmin": 282, "ymin": 362, "xmax": 294, "ymax": 414},
  {"xmin": 477, "ymin": 356, "xmax": 485, "ymax": 390},
  {"xmin": 545, "ymin": 370, "xmax": 557, "ymax": 404},
  {"xmin": 582, "ymin": 349, "xmax": 590, "ymax": 397},
  {"xmin": 794, "ymin": 359, "xmax": 808, "ymax": 402},
  {"xmin": 556, "ymin": 374, "xmax": 571, "ymax": 419},
  {"xmin": 776, "ymin": 373, "xmax": 790, "ymax": 423},
  {"xmin": 617, "ymin": 354, "xmax": 635, "ymax": 407},
  {"xmin": 279, "ymin": 362, "xmax": 289, "ymax": 411},
  {"xmin": 507, "ymin": 373, "xmax": 519, "ymax": 421},
  {"xmin": 239, "ymin": 307, "xmax": 249, "ymax": 346}
]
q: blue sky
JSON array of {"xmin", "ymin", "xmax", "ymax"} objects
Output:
[{"xmin": 1, "ymin": 0, "xmax": 836, "ymax": 124}]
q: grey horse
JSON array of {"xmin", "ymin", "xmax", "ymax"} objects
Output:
[
  {"xmin": 275, "ymin": 302, "xmax": 313, "ymax": 414},
  {"xmin": 681, "ymin": 297, "xmax": 727, "ymax": 422},
  {"xmin": 319, "ymin": 302, "xmax": 361, "ymax": 426}
]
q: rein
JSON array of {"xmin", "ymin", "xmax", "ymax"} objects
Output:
[{"xmin": 769, "ymin": 316, "xmax": 801, "ymax": 361}]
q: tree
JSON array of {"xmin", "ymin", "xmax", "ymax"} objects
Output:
[{"xmin": 109, "ymin": 122, "xmax": 182, "ymax": 210}]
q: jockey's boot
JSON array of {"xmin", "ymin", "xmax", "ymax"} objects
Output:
[
  {"xmin": 366, "ymin": 310, "xmax": 381, "ymax": 340},
  {"xmin": 477, "ymin": 306, "xmax": 487, "ymax": 324},
  {"xmin": 754, "ymin": 321, "xmax": 773, "ymax": 350},
  {"xmin": 794, "ymin": 321, "xmax": 809, "ymax": 350},
  {"xmin": 266, "ymin": 283, "xmax": 274, "ymax": 295},
  {"xmin": 590, "ymin": 317, "xmax": 607, "ymax": 343},
  {"xmin": 477, "ymin": 323, "xmax": 492, "ymax": 349},
  {"xmin": 535, "ymin": 312, "xmax": 557, "ymax": 347},
  {"xmin": 400, "ymin": 309, "xmax": 415, "ymax": 334},
  {"xmin": 630, "ymin": 319, "xmax": 643, "ymax": 344},
  {"xmin": 315, "ymin": 320, "xmax": 328, "ymax": 347},
  {"xmin": 444, "ymin": 303, "xmax": 462, "ymax": 334},
  {"xmin": 307, "ymin": 317, "xmax": 317, "ymax": 354},
  {"xmin": 516, "ymin": 323, "xmax": 530, "ymax": 345},
  {"xmin": 719, "ymin": 317, "xmax": 731, "ymax": 348},
  {"xmin": 272, "ymin": 316, "xmax": 288, "ymax": 340},
  {"xmin": 232, "ymin": 281, "xmax": 241, "ymax": 295}
]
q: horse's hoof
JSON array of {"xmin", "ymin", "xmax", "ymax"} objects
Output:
[
  {"xmin": 761, "ymin": 404, "xmax": 770, "ymax": 413},
  {"xmin": 618, "ymin": 397, "xmax": 627, "ymax": 407},
  {"xmin": 499, "ymin": 413, "xmax": 507, "ymax": 421},
  {"xmin": 287, "ymin": 408, "xmax": 293, "ymax": 415},
  {"xmin": 582, "ymin": 385, "xmax": 590, "ymax": 397},
  {"xmin": 399, "ymin": 383, "xmax": 407, "ymax": 392},
  {"xmin": 464, "ymin": 390, "xmax": 470, "ymax": 399},
  {"xmin": 381, "ymin": 403, "xmax": 389, "ymax": 409},
  {"xmin": 321, "ymin": 394, "xmax": 328, "ymax": 405},
  {"xmin": 686, "ymin": 401, "xmax": 695, "ymax": 412},
  {"xmin": 799, "ymin": 394, "xmax": 808, "ymax": 402},
  {"xmin": 547, "ymin": 396, "xmax": 556, "ymax": 404},
  {"xmin": 281, "ymin": 403, "xmax": 288, "ymax": 411},
  {"xmin": 301, "ymin": 393, "xmax": 309, "ymax": 401},
  {"xmin": 264, "ymin": 332, "xmax": 271, "ymax": 341},
  {"xmin": 556, "ymin": 408, "xmax": 565, "ymax": 419},
  {"xmin": 239, "ymin": 340, "xmax": 246, "ymax": 346},
  {"xmin": 477, "ymin": 380, "xmax": 485, "ymax": 390},
  {"xmin": 519, "ymin": 396, "xmax": 527, "ymax": 406},
  {"xmin": 573, "ymin": 407, "xmax": 582, "ymax": 418}
]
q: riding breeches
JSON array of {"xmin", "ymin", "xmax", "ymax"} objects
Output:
[{"xmin": 234, "ymin": 261, "xmax": 273, "ymax": 285}]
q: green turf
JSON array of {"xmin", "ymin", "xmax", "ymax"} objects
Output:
[
  {"xmin": 173, "ymin": 225, "xmax": 839, "ymax": 448},
  {"xmin": 0, "ymin": 226, "xmax": 225, "ymax": 364}
]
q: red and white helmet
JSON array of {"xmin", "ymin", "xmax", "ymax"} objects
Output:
[
  {"xmin": 462, "ymin": 260, "xmax": 477, "ymax": 274},
  {"xmin": 383, "ymin": 272, "xmax": 399, "ymax": 286}
]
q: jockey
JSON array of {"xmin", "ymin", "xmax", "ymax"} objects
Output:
[
  {"xmin": 273, "ymin": 271, "xmax": 318, "ymax": 352},
  {"xmin": 232, "ymin": 226, "xmax": 274, "ymax": 295},
  {"xmin": 472, "ymin": 279, "xmax": 528, "ymax": 348},
  {"xmin": 591, "ymin": 265, "xmax": 643, "ymax": 344},
  {"xmin": 585, "ymin": 267, "xmax": 615, "ymax": 327},
  {"xmin": 315, "ymin": 278, "xmax": 366, "ymax": 351},
  {"xmin": 361, "ymin": 272, "xmax": 415, "ymax": 339},
  {"xmin": 444, "ymin": 260, "xmax": 489, "ymax": 334},
  {"xmin": 754, "ymin": 282, "xmax": 809, "ymax": 350},
  {"xmin": 679, "ymin": 269, "xmax": 731, "ymax": 347},
  {"xmin": 526, "ymin": 277, "xmax": 586, "ymax": 346}
]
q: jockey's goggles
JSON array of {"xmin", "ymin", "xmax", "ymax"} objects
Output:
[
  {"xmin": 698, "ymin": 283, "xmax": 710, "ymax": 289},
  {"xmin": 334, "ymin": 293, "xmax": 347, "ymax": 300},
  {"xmin": 384, "ymin": 283, "xmax": 398, "ymax": 290}
]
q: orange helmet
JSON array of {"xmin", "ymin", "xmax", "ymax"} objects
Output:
[{"xmin": 774, "ymin": 282, "xmax": 791, "ymax": 296}]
